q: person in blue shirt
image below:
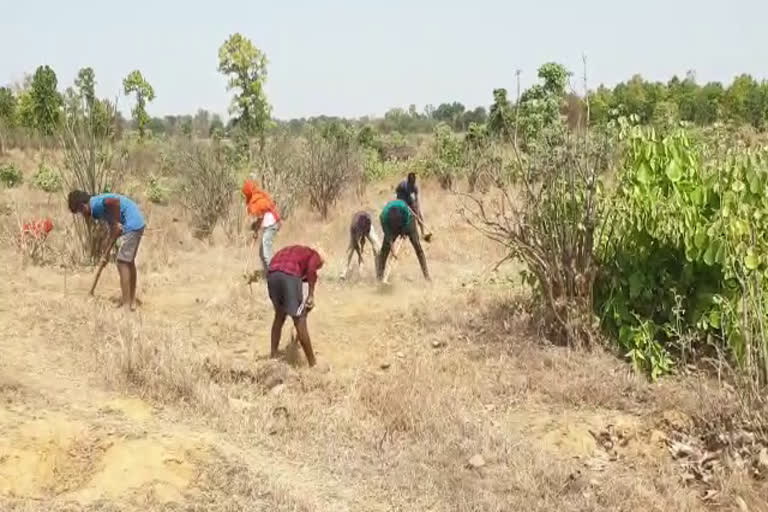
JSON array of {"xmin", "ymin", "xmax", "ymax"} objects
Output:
[{"xmin": 68, "ymin": 190, "xmax": 146, "ymax": 311}]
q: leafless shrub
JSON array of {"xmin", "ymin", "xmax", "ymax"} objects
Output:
[
  {"xmin": 176, "ymin": 141, "xmax": 237, "ymax": 239},
  {"xmin": 252, "ymin": 133, "xmax": 303, "ymax": 221},
  {"xmin": 297, "ymin": 128, "xmax": 363, "ymax": 219},
  {"xmin": 464, "ymin": 126, "xmax": 615, "ymax": 347},
  {"xmin": 59, "ymin": 101, "xmax": 125, "ymax": 264}
]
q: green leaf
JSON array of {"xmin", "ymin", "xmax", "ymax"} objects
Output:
[
  {"xmin": 709, "ymin": 310, "xmax": 721, "ymax": 329},
  {"xmin": 694, "ymin": 227, "xmax": 707, "ymax": 249},
  {"xmin": 704, "ymin": 244, "xmax": 717, "ymax": 266},
  {"xmin": 732, "ymin": 180, "xmax": 746, "ymax": 193},
  {"xmin": 637, "ymin": 162, "xmax": 651, "ymax": 185},
  {"xmin": 665, "ymin": 158, "xmax": 682, "ymax": 182},
  {"xmin": 690, "ymin": 186, "xmax": 704, "ymax": 205},
  {"xmin": 748, "ymin": 171, "xmax": 761, "ymax": 194},
  {"xmin": 745, "ymin": 250, "xmax": 759, "ymax": 270}
]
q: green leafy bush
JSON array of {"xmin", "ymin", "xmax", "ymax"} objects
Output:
[
  {"xmin": 0, "ymin": 163, "xmax": 23, "ymax": 188},
  {"xmin": 32, "ymin": 163, "xmax": 62, "ymax": 192},
  {"xmin": 597, "ymin": 127, "xmax": 768, "ymax": 383}
]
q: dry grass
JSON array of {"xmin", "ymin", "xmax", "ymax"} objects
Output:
[{"xmin": 2, "ymin": 158, "xmax": 767, "ymax": 511}]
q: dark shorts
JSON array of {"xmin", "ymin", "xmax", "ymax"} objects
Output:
[
  {"xmin": 350, "ymin": 211, "xmax": 372, "ymax": 250},
  {"xmin": 267, "ymin": 271, "xmax": 305, "ymax": 317}
]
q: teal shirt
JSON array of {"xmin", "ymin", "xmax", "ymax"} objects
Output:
[{"xmin": 380, "ymin": 200, "xmax": 412, "ymax": 236}]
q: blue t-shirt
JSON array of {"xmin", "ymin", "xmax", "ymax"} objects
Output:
[{"xmin": 89, "ymin": 194, "xmax": 145, "ymax": 232}]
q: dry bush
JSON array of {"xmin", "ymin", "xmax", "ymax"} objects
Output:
[
  {"xmin": 251, "ymin": 133, "xmax": 303, "ymax": 221},
  {"xmin": 59, "ymin": 101, "xmax": 125, "ymax": 264},
  {"xmin": 175, "ymin": 141, "xmax": 238, "ymax": 239},
  {"xmin": 464, "ymin": 127, "xmax": 615, "ymax": 347},
  {"xmin": 297, "ymin": 128, "xmax": 363, "ymax": 219}
]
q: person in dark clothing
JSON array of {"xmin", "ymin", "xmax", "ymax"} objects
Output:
[
  {"xmin": 376, "ymin": 200, "xmax": 430, "ymax": 283},
  {"xmin": 267, "ymin": 245, "xmax": 324, "ymax": 367},
  {"xmin": 395, "ymin": 172, "xmax": 425, "ymax": 237},
  {"xmin": 340, "ymin": 211, "xmax": 381, "ymax": 280}
]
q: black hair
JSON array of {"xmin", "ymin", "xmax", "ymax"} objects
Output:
[
  {"xmin": 67, "ymin": 190, "xmax": 91, "ymax": 214},
  {"xmin": 407, "ymin": 172, "xmax": 416, "ymax": 181}
]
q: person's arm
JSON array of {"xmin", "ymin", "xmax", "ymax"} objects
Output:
[
  {"xmin": 305, "ymin": 251, "xmax": 321, "ymax": 308},
  {"xmin": 250, "ymin": 216, "xmax": 263, "ymax": 238},
  {"xmin": 103, "ymin": 198, "xmax": 122, "ymax": 232}
]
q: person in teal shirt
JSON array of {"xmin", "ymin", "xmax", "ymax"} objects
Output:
[
  {"xmin": 68, "ymin": 190, "xmax": 145, "ymax": 311},
  {"xmin": 377, "ymin": 199, "xmax": 430, "ymax": 283}
]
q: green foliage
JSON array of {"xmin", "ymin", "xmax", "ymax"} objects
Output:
[
  {"xmin": 123, "ymin": 70, "xmax": 155, "ymax": 139},
  {"xmin": 146, "ymin": 175, "xmax": 170, "ymax": 205},
  {"xmin": 32, "ymin": 163, "xmax": 62, "ymax": 192},
  {"xmin": 517, "ymin": 63, "xmax": 570, "ymax": 142},
  {"xmin": 425, "ymin": 122, "xmax": 464, "ymax": 189},
  {"xmin": 0, "ymin": 87, "xmax": 16, "ymax": 125},
  {"xmin": 488, "ymin": 88, "xmax": 514, "ymax": 140},
  {"xmin": 218, "ymin": 33, "xmax": 271, "ymax": 141},
  {"xmin": 597, "ymin": 127, "xmax": 768, "ymax": 382},
  {"xmin": 0, "ymin": 163, "xmax": 23, "ymax": 187},
  {"xmin": 29, "ymin": 65, "xmax": 63, "ymax": 137}
]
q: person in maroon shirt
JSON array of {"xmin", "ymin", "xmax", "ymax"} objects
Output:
[{"xmin": 266, "ymin": 245, "xmax": 324, "ymax": 367}]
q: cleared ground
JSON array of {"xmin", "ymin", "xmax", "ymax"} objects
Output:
[{"xmin": 0, "ymin": 169, "xmax": 764, "ymax": 511}]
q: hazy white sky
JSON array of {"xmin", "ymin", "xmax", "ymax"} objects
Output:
[{"xmin": 2, "ymin": 0, "xmax": 766, "ymax": 119}]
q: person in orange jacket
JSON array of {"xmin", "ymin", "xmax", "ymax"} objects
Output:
[{"xmin": 242, "ymin": 179, "xmax": 281, "ymax": 273}]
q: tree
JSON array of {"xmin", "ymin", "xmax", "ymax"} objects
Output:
[
  {"xmin": 0, "ymin": 87, "xmax": 17, "ymax": 154},
  {"xmin": 488, "ymin": 88, "xmax": 513, "ymax": 140},
  {"xmin": 218, "ymin": 33, "xmax": 271, "ymax": 143},
  {"xmin": 29, "ymin": 65, "xmax": 63, "ymax": 137},
  {"xmin": 122, "ymin": 70, "xmax": 155, "ymax": 138}
]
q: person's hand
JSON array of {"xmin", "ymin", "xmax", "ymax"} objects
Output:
[
  {"xmin": 99, "ymin": 254, "xmax": 109, "ymax": 266},
  {"xmin": 111, "ymin": 223, "xmax": 123, "ymax": 238},
  {"xmin": 305, "ymin": 295, "xmax": 315, "ymax": 311}
]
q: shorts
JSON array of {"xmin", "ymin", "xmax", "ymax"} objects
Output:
[
  {"xmin": 267, "ymin": 271, "xmax": 306, "ymax": 318},
  {"xmin": 117, "ymin": 228, "xmax": 144, "ymax": 263}
]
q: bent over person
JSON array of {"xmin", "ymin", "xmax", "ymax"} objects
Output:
[
  {"xmin": 377, "ymin": 199, "xmax": 430, "ymax": 282},
  {"xmin": 395, "ymin": 172, "xmax": 425, "ymax": 238},
  {"xmin": 340, "ymin": 210, "xmax": 381, "ymax": 280},
  {"xmin": 267, "ymin": 245, "xmax": 324, "ymax": 367},
  {"xmin": 242, "ymin": 179, "xmax": 281, "ymax": 273},
  {"xmin": 68, "ymin": 190, "xmax": 145, "ymax": 311}
]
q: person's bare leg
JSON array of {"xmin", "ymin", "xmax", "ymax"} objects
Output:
[
  {"xmin": 129, "ymin": 262, "xmax": 138, "ymax": 310},
  {"xmin": 117, "ymin": 262, "xmax": 132, "ymax": 309},
  {"xmin": 271, "ymin": 310, "xmax": 287, "ymax": 358},
  {"xmin": 408, "ymin": 224, "xmax": 431, "ymax": 281},
  {"xmin": 377, "ymin": 233, "xmax": 393, "ymax": 281},
  {"xmin": 292, "ymin": 314, "xmax": 316, "ymax": 367}
]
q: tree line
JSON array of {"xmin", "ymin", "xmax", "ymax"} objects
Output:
[{"xmin": 3, "ymin": 45, "xmax": 768, "ymax": 151}]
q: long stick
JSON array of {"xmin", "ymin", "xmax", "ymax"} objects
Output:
[
  {"xmin": 89, "ymin": 237, "xmax": 117, "ymax": 296},
  {"xmin": 405, "ymin": 204, "xmax": 433, "ymax": 239}
]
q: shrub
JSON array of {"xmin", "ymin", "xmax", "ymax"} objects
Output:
[
  {"xmin": 0, "ymin": 163, "xmax": 23, "ymax": 188},
  {"xmin": 252, "ymin": 133, "xmax": 302, "ymax": 221},
  {"xmin": 59, "ymin": 99, "xmax": 123, "ymax": 263},
  {"xmin": 597, "ymin": 126, "xmax": 768, "ymax": 384},
  {"xmin": 425, "ymin": 123, "xmax": 464, "ymax": 190},
  {"xmin": 176, "ymin": 141, "xmax": 237, "ymax": 239},
  {"xmin": 32, "ymin": 163, "xmax": 62, "ymax": 192},
  {"xmin": 465, "ymin": 125, "xmax": 614, "ymax": 348},
  {"xmin": 297, "ymin": 127, "xmax": 363, "ymax": 219},
  {"xmin": 146, "ymin": 175, "xmax": 170, "ymax": 205}
]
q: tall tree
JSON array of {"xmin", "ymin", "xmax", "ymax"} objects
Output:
[
  {"xmin": 0, "ymin": 87, "xmax": 17, "ymax": 154},
  {"xmin": 122, "ymin": 70, "xmax": 155, "ymax": 138},
  {"xmin": 488, "ymin": 88, "xmax": 513, "ymax": 140},
  {"xmin": 218, "ymin": 33, "xmax": 271, "ymax": 142},
  {"xmin": 29, "ymin": 65, "xmax": 63, "ymax": 137}
]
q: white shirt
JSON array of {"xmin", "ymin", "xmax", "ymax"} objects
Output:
[{"xmin": 261, "ymin": 211, "xmax": 277, "ymax": 228}]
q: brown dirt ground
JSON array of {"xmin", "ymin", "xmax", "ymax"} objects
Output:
[{"xmin": 0, "ymin": 158, "xmax": 765, "ymax": 511}]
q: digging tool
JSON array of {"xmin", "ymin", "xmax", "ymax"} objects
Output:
[
  {"xmin": 89, "ymin": 237, "xmax": 117, "ymax": 296},
  {"xmin": 405, "ymin": 204, "xmax": 433, "ymax": 242}
]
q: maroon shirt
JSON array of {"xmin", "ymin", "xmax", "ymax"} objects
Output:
[{"xmin": 268, "ymin": 245, "xmax": 323, "ymax": 285}]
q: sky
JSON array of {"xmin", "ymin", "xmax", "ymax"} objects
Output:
[{"xmin": 2, "ymin": 0, "xmax": 767, "ymax": 120}]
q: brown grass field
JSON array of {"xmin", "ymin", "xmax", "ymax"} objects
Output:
[{"xmin": 0, "ymin": 150, "xmax": 766, "ymax": 511}]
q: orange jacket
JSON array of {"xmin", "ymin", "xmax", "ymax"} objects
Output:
[{"xmin": 242, "ymin": 180, "xmax": 280, "ymax": 222}]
